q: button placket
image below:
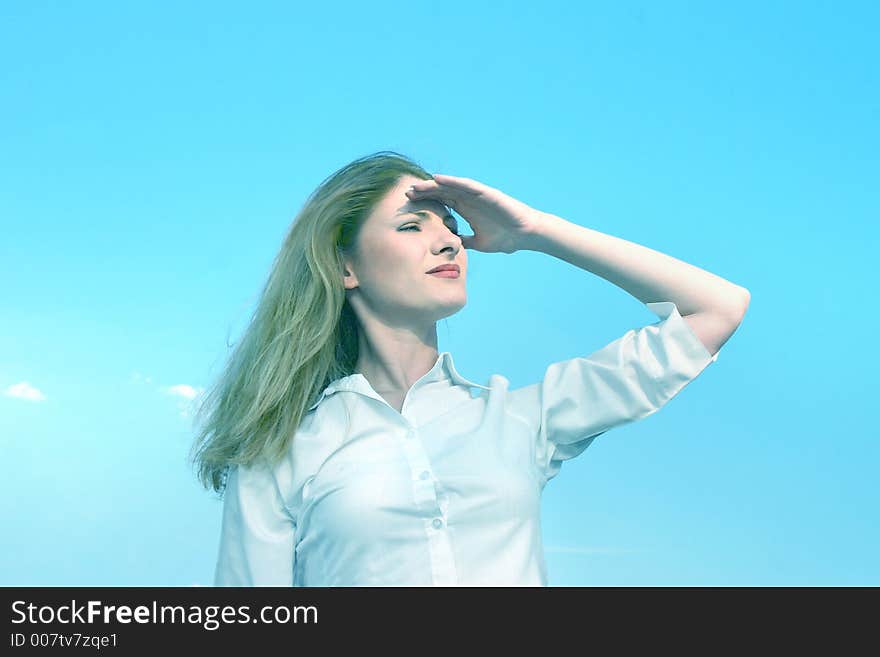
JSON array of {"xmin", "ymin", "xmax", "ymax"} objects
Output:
[
  {"xmin": 424, "ymin": 513, "xmax": 456, "ymax": 585},
  {"xmin": 435, "ymin": 489, "xmax": 448, "ymax": 515},
  {"xmin": 399, "ymin": 426, "xmax": 437, "ymax": 508},
  {"xmin": 400, "ymin": 425, "xmax": 456, "ymax": 584}
]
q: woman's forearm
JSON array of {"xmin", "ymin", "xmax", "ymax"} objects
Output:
[{"xmin": 520, "ymin": 212, "xmax": 750, "ymax": 320}]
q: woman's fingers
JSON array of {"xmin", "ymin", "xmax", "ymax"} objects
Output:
[
  {"xmin": 436, "ymin": 173, "xmax": 489, "ymax": 191},
  {"xmin": 406, "ymin": 185, "xmax": 467, "ymax": 210},
  {"xmin": 410, "ymin": 174, "xmax": 482, "ymax": 194}
]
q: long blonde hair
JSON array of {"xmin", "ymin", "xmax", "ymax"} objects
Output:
[{"xmin": 189, "ymin": 151, "xmax": 434, "ymax": 496}]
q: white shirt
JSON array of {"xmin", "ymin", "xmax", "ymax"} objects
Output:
[{"xmin": 213, "ymin": 300, "xmax": 719, "ymax": 586}]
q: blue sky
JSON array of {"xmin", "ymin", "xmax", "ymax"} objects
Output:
[{"xmin": 1, "ymin": 1, "xmax": 877, "ymax": 586}]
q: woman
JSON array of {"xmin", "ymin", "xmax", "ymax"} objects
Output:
[{"xmin": 192, "ymin": 151, "xmax": 750, "ymax": 586}]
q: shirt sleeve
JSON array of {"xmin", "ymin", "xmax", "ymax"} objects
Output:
[
  {"xmin": 510, "ymin": 300, "xmax": 720, "ymax": 486},
  {"xmin": 213, "ymin": 461, "xmax": 297, "ymax": 586}
]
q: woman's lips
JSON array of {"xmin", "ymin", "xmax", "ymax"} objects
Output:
[{"xmin": 428, "ymin": 270, "xmax": 460, "ymax": 278}]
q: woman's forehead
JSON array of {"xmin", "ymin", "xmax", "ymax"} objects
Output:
[
  {"xmin": 399, "ymin": 201, "xmax": 451, "ymax": 218},
  {"xmin": 369, "ymin": 179, "xmax": 453, "ymax": 222}
]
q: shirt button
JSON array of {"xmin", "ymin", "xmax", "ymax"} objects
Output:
[
  {"xmin": 419, "ymin": 470, "xmax": 430, "ymax": 480},
  {"xmin": 432, "ymin": 518, "xmax": 443, "ymax": 529}
]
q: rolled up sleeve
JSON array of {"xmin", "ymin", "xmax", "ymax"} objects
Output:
[
  {"xmin": 510, "ymin": 300, "xmax": 719, "ymax": 485},
  {"xmin": 213, "ymin": 461, "xmax": 297, "ymax": 586}
]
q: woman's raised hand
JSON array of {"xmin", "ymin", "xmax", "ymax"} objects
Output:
[{"xmin": 406, "ymin": 173, "xmax": 545, "ymax": 254}]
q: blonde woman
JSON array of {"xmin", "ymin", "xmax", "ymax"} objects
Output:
[{"xmin": 192, "ymin": 151, "xmax": 750, "ymax": 586}]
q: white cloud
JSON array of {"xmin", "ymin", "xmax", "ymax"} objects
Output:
[
  {"xmin": 3, "ymin": 382, "xmax": 47, "ymax": 402},
  {"xmin": 163, "ymin": 384, "xmax": 206, "ymax": 419},
  {"xmin": 165, "ymin": 384, "xmax": 202, "ymax": 400},
  {"xmin": 132, "ymin": 374, "xmax": 206, "ymax": 418}
]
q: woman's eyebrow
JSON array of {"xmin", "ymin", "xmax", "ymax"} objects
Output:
[{"xmin": 397, "ymin": 210, "xmax": 456, "ymax": 222}]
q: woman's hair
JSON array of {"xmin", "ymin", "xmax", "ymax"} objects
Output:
[{"xmin": 189, "ymin": 150, "xmax": 434, "ymax": 496}]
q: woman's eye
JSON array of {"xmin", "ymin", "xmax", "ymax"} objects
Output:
[{"xmin": 400, "ymin": 223, "xmax": 459, "ymax": 235}]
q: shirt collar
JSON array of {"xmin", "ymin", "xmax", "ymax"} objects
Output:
[{"xmin": 307, "ymin": 351, "xmax": 489, "ymax": 412}]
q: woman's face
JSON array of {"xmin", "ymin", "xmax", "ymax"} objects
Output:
[{"xmin": 342, "ymin": 174, "xmax": 466, "ymax": 327}]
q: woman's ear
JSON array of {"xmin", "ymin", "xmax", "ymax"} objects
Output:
[
  {"xmin": 336, "ymin": 244, "xmax": 358, "ymax": 290},
  {"xmin": 342, "ymin": 260, "xmax": 358, "ymax": 290}
]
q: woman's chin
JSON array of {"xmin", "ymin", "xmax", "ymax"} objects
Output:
[{"xmin": 431, "ymin": 297, "xmax": 467, "ymax": 321}]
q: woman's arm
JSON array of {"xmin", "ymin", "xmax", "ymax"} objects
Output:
[
  {"xmin": 406, "ymin": 174, "xmax": 750, "ymax": 356},
  {"xmin": 520, "ymin": 213, "xmax": 749, "ymax": 358},
  {"xmin": 519, "ymin": 212, "xmax": 749, "ymax": 320}
]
